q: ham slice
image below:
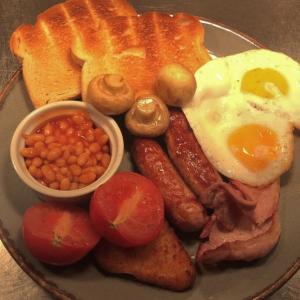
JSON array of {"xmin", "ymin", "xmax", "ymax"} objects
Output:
[
  {"xmin": 230, "ymin": 180, "xmax": 280, "ymax": 225},
  {"xmin": 203, "ymin": 180, "xmax": 280, "ymax": 230},
  {"xmin": 197, "ymin": 211, "xmax": 280, "ymax": 265},
  {"xmin": 197, "ymin": 180, "xmax": 280, "ymax": 265}
]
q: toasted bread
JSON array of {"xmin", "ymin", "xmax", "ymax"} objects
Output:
[
  {"xmin": 72, "ymin": 12, "xmax": 211, "ymax": 101},
  {"xmin": 94, "ymin": 222, "xmax": 196, "ymax": 291},
  {"xmin": 10, "ymin": 0, "xmax": 137, "ymax": 107}
]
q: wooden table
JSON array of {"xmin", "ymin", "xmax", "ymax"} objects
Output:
[{"xmin": 0, "ymin": 0, "xmax": 299, "ymax": 299}]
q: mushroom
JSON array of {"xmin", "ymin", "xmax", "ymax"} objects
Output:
[
  {"xmin": 155, "ymin": 63, "xmax": 197, "ymax": 107},
  {"xmin": 125, "ymin": 95, "xmax": 170, "ymax": 137},
  {"xmin": 86, "ymin": 74, "xmax": 135, "ymax": 115}
]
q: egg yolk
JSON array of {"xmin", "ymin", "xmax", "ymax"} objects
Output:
[
  {"xmin": 241, "ymin": 68, "xmax": 288, "ymax": 99},
  {"xmin": 228, "ymin": 124, "xmax": 279, "ymax": 172}
]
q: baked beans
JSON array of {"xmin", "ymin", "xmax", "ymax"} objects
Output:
[{"xmin": 21, "ymin": 112, "xmax": 111, "ymax": 190}]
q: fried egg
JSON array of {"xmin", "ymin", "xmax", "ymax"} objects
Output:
[{"xmin": 183, "ymin": 49, "xmax": 299, "ymax": 186}]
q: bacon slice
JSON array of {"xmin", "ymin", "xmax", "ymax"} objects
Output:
[
  {"xmin": 197, "ymin": 211, "xmax": 280, "ymax": 265},
  {"xmin": 205, "ymin": 180, "xmax": 280, "ymax": 228}
]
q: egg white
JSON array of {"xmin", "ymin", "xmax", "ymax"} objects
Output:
[
  {"xmin": 183, "ymin": 49, "xmax": 298, "ymax": 186},
  {"xmin": 184, "ymin": 96, "xmax": 294, "ymax": 186},
  {"xmin": 224, "ymin": 49, "xmax": 300, "ymax": 128}
]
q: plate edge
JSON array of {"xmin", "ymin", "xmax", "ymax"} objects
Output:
[
  {"xmin": 0, "ymin": 67, "xmax": 22, "ymax": 110},
  {"xmin": 0, "ymin": 218, "xmax": 76, "ymax": 300},
  {"xmin": 0, "ymin": 19, "xmax": 299, "ymax": 300},
  {"xmin": 199, "ymin": 16, "xmax": 267, "ymax": 50}
]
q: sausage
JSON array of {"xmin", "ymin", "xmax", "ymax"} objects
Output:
[
  {"xmin": 165, "ymin": 110, "xmax": 222, "ymax": 203},
  {"xmin": 132, "ymin": 138, "xmax": 207, "ymax": 232}
]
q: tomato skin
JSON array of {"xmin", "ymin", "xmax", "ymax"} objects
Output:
[
  {"xmin": 23, "ymin": 202, "xmax": 101, "ymax": 265},
  {"xmin": 90, "ymin": 172, "xmax": 164, "ymax": 247}
]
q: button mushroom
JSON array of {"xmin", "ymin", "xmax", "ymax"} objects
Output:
[
  {"xmin": 155, "ymin": 63, "xmax": 197, "ymax": 107},
  {"xmin": 86, "ymin": 74, "xmax": 135, "ymax": 115},
  {"xmin": 125, "ymin": 95, "xmax": 170, "ymax": 137}
]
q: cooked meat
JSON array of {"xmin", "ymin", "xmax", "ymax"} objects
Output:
[
  {"xmin": 197, "ymin": 212, "xmax": 280, "ymax": 265},
  {"xmin": 229, "ymin": 180, "xmax": 280, "ymax": 225},
  {"xmin": 132, "ymin": 138, "xmax": 207, "ymax": 232},
  {"xmin": 205, "ymin": 180, "xmax": 280, "ymax": 228},
  {"xmin": 165, "ymin": 109, "xmax": 222, "ymax": 203}
]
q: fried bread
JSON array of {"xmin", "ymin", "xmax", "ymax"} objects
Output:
[
  {"xmin": 72, "ymin": 12, "xmax": 211, "ymax": 101},
  {"xmin": 94, "ymin": 222, "xmax": 196, "ymax": 291},
  {"xmin": 10, "ymin": 0, "xmax": 137, "ymax": 107}
]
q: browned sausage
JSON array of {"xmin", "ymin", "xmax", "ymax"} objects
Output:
[
  {"xmin": 132, "ymin": 138, "xmax": 207, "ymax": 232},
  {"xmin": 165, "ymin": 109, "xmax": 222, "ymax": 203}
]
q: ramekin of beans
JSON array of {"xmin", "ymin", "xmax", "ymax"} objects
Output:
[{"xmin": 10, "ymin": 101, "xmax": 124, "ymax": 202}]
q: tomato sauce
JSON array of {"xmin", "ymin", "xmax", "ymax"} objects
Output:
[{"xmin": 21, "ymin": 111, "xmax": 111, "ymax": 190}]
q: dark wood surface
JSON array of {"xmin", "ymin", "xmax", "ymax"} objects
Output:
[{"xmin": 1, "ymin": 0, "xmax": 300, "ymax": 299}]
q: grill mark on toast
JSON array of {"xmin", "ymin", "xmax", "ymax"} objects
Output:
[
  {"xmin": 99, "ymin": 19, "xmax": 116, "ymax": 71},
  {"xmin": 92, "ymin": 0, "xmax": 136, "ymax": 16},
  {"xmin": 114, "ymin": 17, "xmax": 145, "ymax": 59},
  {"xmin": 175, "ymin": 14, "xmax": 199, "ymax": 69},
  {"xmin": 117, "ymin": 17, "xmax": 144, "ymax": 59},
  {"xmin": 80, "ymin": 18, "xmax": 117, "ymax": 100},
  {"xmin": 119, "ymin": 16, "xmax": 147, "ymax": 92},
  {"xmin": 90, "ymin": 0, "xmax": 116, "ymax": 16},
  {"xmin": 174, "ymin": 14, "xmax": 210, "ymax": 71},
  {"xmin": 63, "ymin": 0, "xmax": 98, "ymax": 29},
  {"xmin": 141, "ymin": 13, "xmax": 159, "ymax": 92},
  {"xmin": 63, "ymin": 0, "xmax": 90, "ymax": 22},
  {"xmin": 38, "ymin": 4, "xmax": 68, "ymax": 32},
  {"xmin": 152, "ymin": 13, "xmax": 177, "ymax": 66},
  {"xmin": 83, "ymin": 0, "xmax": 99, "ymax": 26},
  {"xmin": 60, "ymin": 5, "xmax": 78, "ymax": 38},
  {"xmin": 107, "ymin": 16, "xmax": 139, "ymax": 54},
  {"xmin": 38, "ymin": 21, "xmax": 56, "ymax": 47},
  {"xmin": 152, "ymin": 12, "xmax": 164, "ymax": 65}
]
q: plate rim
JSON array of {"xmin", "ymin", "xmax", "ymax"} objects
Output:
[{"xmin": 1, "ymin": 18, "xmax": 299, "ymax": 300}]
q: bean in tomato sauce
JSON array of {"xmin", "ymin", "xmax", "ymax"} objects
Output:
[{"xmin": 21, "ymin": 112, "xmax": 111, "ymax": 190}]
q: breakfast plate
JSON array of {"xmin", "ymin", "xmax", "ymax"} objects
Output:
[{"xmin": 0, "ymin": 18, "xmax": 300, "ymax": 300}]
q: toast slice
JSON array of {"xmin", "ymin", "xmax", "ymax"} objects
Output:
[
  {"xmin": 72, "ymin": 12, "xmax": 211, "ymax": 101},
  {"xmin": 10, "ymin": 0, "xmax": 137, "ymax": 107},
  {"xmin": 94, "ymin": 222, "xmax": 196, "ymax": 291}
]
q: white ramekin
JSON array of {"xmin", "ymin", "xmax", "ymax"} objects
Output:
[{"xmin": 10, "ymin": 101, "xmax": 124, "ymax": 202}]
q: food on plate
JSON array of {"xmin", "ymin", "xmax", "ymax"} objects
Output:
[
  {"xmin": 72, "ymin": 12, "xmax": 210, "ymax": 100},
  {"xmin": 203, "ymin": 179, "xmax": 280, "ymax": 233},
  {"xmin": 90, "ymin": 172, "xmax": 164, "ymax": 247},
  {"xmin": 198, "ymin": 180, "xmax": 280, "ymax": 264},
  {"xmin": 165, "ymin": 109, "xmax": 222, "ymax": 202},
  {"xmin": 197, "ymin": 180, "xmax": 280, "ymax": 264},
  {"xmin": 23, "ymin": 202, "xmax": 101, "ymax": 265},
  {"xmin": 155, "ymin": 63, "xmax": 197, "ymax": 107},
  {"xmin": 125, "ymin": 95, "xmax": 170, "ymax": 137},
  {"xmin": 183, "ymin": 49, "xmax": 300, "ymax": 186},
  {"xmin": 206, "ymin": 179, "xmax": 280, "ymax": 225},
  {"xmin": 87, "ymin": 74, "xmax": 135, "ymax": 115},
  {"xmin": 132, "ymin": 138, "xmax": 207, "ymax": 232},
  {"xmin": 94, "ymin": 222, "xmax": 196, "ymax": 291},
  {"xmin": 237, "ymin": 50, "xmax": 300, "ymax": 127},
  {"xmin": 198, "ymin": 212, "xmax": 280, "ymax": 265},
  {"xmin": 163, "ymin": 107, "xmax": 281, "ymax": 263},
  {"xmin": 9, "ymin": 0, "xmax": 137, "ymax": 107},
  {"xmin": 21, "ymin": 112, "xmax": 111, "ymax": 190},
  {"xmin": 9, "ymin": 0, "xmax": 292, "ymax": 291}
]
